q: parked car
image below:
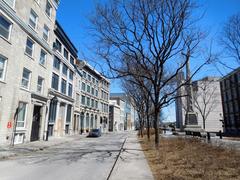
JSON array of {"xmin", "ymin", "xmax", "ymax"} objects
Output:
[{"xmin": 87, "ymin": 129, "xmax": 101, "ymax": 137}]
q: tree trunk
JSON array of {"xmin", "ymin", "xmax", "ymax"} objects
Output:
[
  {"xmin": 154, "ymin": 108, "xmax": 160, "ymax": 148},
  {"xmin": 146, "ymin": 105, "xmax": 150, "ymax": 140}
]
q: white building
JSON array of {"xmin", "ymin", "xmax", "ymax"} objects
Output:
[
  {"xmin": 175, "ymin": 76, "xmax": 223, "ymax": 132},
  {"xmin": 109, "ymin": 100, "xmax": 124, "ymax": 131},
  {"xmin": 0, "ymin": 0, "xmax": 59, "ymax": 144}
]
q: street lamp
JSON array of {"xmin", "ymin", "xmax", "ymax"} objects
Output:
[{"xmin": 46, "ymin": 95, "xmax": 58, "ymax": 141}]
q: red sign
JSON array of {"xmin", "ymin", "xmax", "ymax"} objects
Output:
[{"xmin": 7, "ymin": 122, "xmax": 12, "ymax": 128}]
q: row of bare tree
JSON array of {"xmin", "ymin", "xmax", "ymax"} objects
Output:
[{"xmin": 88, "ymin": 0, "xmax": 240, "ymax": 147}]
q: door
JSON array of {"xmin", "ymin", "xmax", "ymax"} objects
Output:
[{"xmin": 31, "ymin": 105, "xmax": 41, "ymax": 141}]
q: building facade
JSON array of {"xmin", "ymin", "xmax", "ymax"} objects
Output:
[
  {"xmin": 175, "ymin": 76, "xmax": 223, "ymax": 132},
  {"xmin": 220, "ymin": 67, "xmax": 240, "ymax": 135},
  {"xmin": 75, "ymin": 60, "xmax": 110, "ymax": 134},
  {"xmin": 47, "ymin": 21, "xmax": 77, "ymax": 138},
  {"xmin": 109, "ymin": 100, "xmax": 123, "ymax": 132},
  {"xmin": 0, "ymin": 0, "xmax": 59, "ymax": 144}
]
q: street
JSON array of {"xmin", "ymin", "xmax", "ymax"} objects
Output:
[{"xmin": 0, "ymin": 132, "xmax": 126, "ymax": 180}]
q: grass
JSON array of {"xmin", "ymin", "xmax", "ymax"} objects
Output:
[{"xmin": 140, "ymin": 135, "xmax": 240, "ymax": 180}]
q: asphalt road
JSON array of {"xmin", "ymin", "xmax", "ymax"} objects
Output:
[{"xmin": 0, "ymin": 132, "xmax": 128, "ymax": 180}]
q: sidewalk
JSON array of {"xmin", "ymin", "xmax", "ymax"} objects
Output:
[
  {"xmin": 0, "ymin": 134, "xmax": 86, "ymax": 160},
  {"xmin": 110, "ymin": 132, "xmax": 154, "ymax": 180}
]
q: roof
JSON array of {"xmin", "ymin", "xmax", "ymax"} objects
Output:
[{"xmin": 220, "ymin": 67, "xmax": 240, "ymax": 81}]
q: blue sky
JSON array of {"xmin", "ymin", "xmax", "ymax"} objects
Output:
[{"xmin": 56, "ymin": 0, "xmax": 240, "ymax": 121}]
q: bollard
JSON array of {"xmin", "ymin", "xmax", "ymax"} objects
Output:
[
  {"xmin": 219, "ymin": 130, "xmax": 222, "ymax": 139},
  {"xmin": 207, "ymin": 132, "xmax": 210, "ymax": 141}
]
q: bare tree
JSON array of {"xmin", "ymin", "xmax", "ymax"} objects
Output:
[
  {"xmin": 220, "ymin": 12, "xmax": 240, "ymax": 64},
  {"xmin": 89, "ymin": 0, "xmax": 209, "ymax": 146},
  {"xmin": 192, "ymin": 78, "xmax": 219, "ymax": 130}
]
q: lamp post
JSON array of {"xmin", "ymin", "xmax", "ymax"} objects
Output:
[{"xmin": 46, "ymin": 95, "xmax": 58, "ymax": 141}]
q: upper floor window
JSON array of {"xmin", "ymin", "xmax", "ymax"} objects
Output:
[
  {"xmin": 43, "ymin": 24, "xmax": 49, "ymax": 42},
  {"xmin": 81, "ymin": 95, "xmax": 85, "ymax": 105},
  {"xmin": 37, "ymin": 76, "xmax": 44, "ymax": 94},
  {"xmin": 70, "ymin": 56, "xmax": 74, "ymax": 65},
  {"xmin": 61, "ymin": 79, "xmax": 67, "ymax": 94},
  {"xmin": 96, "ymin": 80, "xmax": 98, "ymax": 85},
  {"xmin": 25, "ymin": 38, "xmax": 34, "ymax": 57},
  {"xmin": 64, "ymin": 48, "xmax": 68, "ymax": 60},
  {"xmin": 55, "ymin": 39, "xmax": 62, "ymax": 53},
  {"xmin": 0, "ymin": 15, "xmax": 12, "ymax": 40},
  {"xmin": 0, "ymin": 55, "xmax": 7, "ymax": 81},
  {"xmin": 45, "ymin": 1, "xmax": 52, "ymax": 17},
  {"xmin": 83, "ymin": 71, "xmax": 86, "ymax": 78},
  {"xmin": 39, "ymin": 50, "xmax": 47, "ymax": 66},
  {"xmin": 21, "ymin": 68, "xmax": 31, "ymax": 89},
  {"xmin": 95, "ymin": 90, "xmax": 98, "ymax": 97},
  {"xmin": 51, "ymin": 73, "xmax": 59, "ymax": 90},
  {"xmin": 87, "ymin": 85, "xmax": 90, "ymax": 93},
  {"xmin": 82, "ymin": 82, "xmax": 85, "ymax": 91},
  {"xmin": 91, "ymin": 87, "xmax": 94, "ymax": 95},
  {"xmin": 92, "ymin": 78, "xmax": 95, "ymax": 84},
  {"xmin": 68, "ymin": 83, "xmax": 72, "ymax": 97},
  {"xmin": 53, "ymin": 56, "xmax": 60, "ymax": 70},
  {"xmin": 69, "ymin": 70, "xmax": 73, "ymax": 81},
  {"xmin": 88, "ymin": 74, "xmax": 91, "ymax": 81},
  {"xmin": 3, "ymin": 0, "xmax": 15, "ymax": 8},
  {"xmin": 29, "ymin": 9, "xmax": 38, "ymax": 30},
  {"xmin": 62, "ymin": 64, "xmax": 68, "ymax": 76}
]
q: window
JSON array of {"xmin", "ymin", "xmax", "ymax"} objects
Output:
[
  {"xmin": 87, "ymin": 97, "xmax": 90, "ymax": 106},
  {"xmin": 53, "ymin": 56, "xmax": 60, "ymax": 70},
  {"xmin": 91, "ymin": 99, "xmax": 94, "ymax": 108},
  {"xmin": 95, "ymin": 90, "xmax": 98, "ymax": 97},
  {"xmin": 83, "ymin": 71, "xmax": 86, "ymax": 78},
  {"xmin": 49, "ymin": 100, "xmax": 57, "ymax": 123},
  {"xmin": 82, "ymin": 82, "xmax": 86, "ymax": 91},
  {"xmin": 70, "ymin": 56, "xmax": 74, "ymax": 65},
  {"xmin": 51, "ymin": 73, "xmax": 59, "ymax": 90},
  {"xmin": 3, "ymin": 0, "xmax": 15, "ymax": 8},
  {"xmin": 0, "ymin": 55, "xmax": 7, "ymax": 81},
  {"xmin": 37, "ymin": 76, "xmax": 44, "ymax": 93},
  {"xmin": 64, "ymin": 48, "xmax": 68, "ymax": 60},
  {"xmin": 55, "ymin": 39, "xmax": 62, "ymax": 53},
  {"xmin": 91, "ymin": 87, "xmax": 94, "ymax": 95},
  {"xmin": 69, "ymin": 70, "xmax": 73, "ymax": 81},
  {"xmin": 68, "ymin": 83, "xmax": 72, "ymax": 97},
  {"xmin": 92, "ymin": 78, "xmax": 95, "ymax": 84},
  {"xmin": 61, "ymin": 79, "xmax": 66, "ymax": 94},
  {"xmin": 43, "ymin": 25, "xmax": 49, "ymax": 41},
  {"xmin": 87, "ymin": 85, "xmax": 90, "ymax": 93},
  {"xmin": 45, "ymin": 1, "xmax": 52, "ymax": 17},
  {"xmin": 16, "ymin": 102, "xmax": 27, "ymax": 128},
  {"xmin": 0, "ymin": 15, "xmax": 12, "ymax": 40},
  {"xmin": 29, "ymin": 9, "xmax": 38, "ymax": 29},
  {"xmin": 62, "ymin": 64, "xmax": 68, "ymax": 76},
  {"xmin": 25, "ymin": 38, "xmax": 34, "ymax": 57},
  {"xmin": 39, "ymin": 50, "xmax": 46, "ymax": 65},
  {"xmin": 81, "ymin": 95, "xmax": 85, "ymax": 105},
  {"xmin": 21, "ymin": 68, "xmax": 31, "ymax": 89},
  {"xmin": 96, "ymin": 80, "xmax": 98, "ymax": 85},
  {"xmin": 88, "ymin": 74, "xmax": 91, "ymax": 81}
]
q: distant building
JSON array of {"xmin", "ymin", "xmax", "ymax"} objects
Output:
[
  {"xmin": 109, "ymin": 100, "xmax": 122, "ymax": 131},
  {"xmin": 176, "ymin": 76, "xmax": 223, "ymax": 132},
  {"xmin": 110, "ymin": 93, "xmax": 137, "ymax": 131},
  {"xmin": 220, "ymin": 67, "xmax": 240, "ymax": 135}
]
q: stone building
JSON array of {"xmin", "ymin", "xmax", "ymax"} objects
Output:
[
  {"xmin": 0, "ymin": 0, "xmax": 59, "ymax": 144},
  {"xmin": 109, "ymin": 100, "xmax": 123, "ymax": 132},
  {"xmin": 220, "ymin": 67, "xmax": 240, "ymax": 135},
  {"xmin": 47, "ymin": 20, "xmax": 77, "ymax": 138},
  {"xmin": 74, "ymin": 60, "xmax": 110, "ymax": 133},
  {"xmin": 175, "ymin": 76, "xmax": 223, "ymax": 132}
]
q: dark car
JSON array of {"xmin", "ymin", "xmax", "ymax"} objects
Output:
[{"xmin": 87, "ymin": 129, "xmax": 102, "ymax": 137}]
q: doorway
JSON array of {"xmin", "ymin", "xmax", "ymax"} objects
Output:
[{"xmin": 31, "ymin": 105, "xmax": 42, "ymax": 141}]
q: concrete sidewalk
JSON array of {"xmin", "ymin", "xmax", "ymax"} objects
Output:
[
  {"xmin": 0, "ymin": 134, "xmax": 87, "ymax": 160},
  {"xmin": 110, "ymin": 132, "xmax": 154, "ymax": 180}
]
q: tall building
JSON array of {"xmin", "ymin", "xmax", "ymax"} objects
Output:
[
  {"xmin": 220, "ymin": 67, "xmax": 240, "ymax": 135},
  {"xmin": 175, "ymin": 76, "xmax": 223, "ymax": 132},
  {"xmin": 75, "ymin": 60, "xmax": 110, "ymax": 133},
  {"xmin": 0, "ymin": 0, "xmax": 59, "ymax": 144},
  {"xmin": 47, "ymin": 21, "xmax": 78, "ymax": 138}
]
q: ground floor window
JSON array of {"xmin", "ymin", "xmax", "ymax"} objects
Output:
[
  {"xmin": 48, "ymin": 124, "xmax": 54, "ymax": 137},
  {"xmin": 16, "ymin": 102, "xmax": 27, "ymax": 128}
]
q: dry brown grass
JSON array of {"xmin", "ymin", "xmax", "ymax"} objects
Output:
[{"xmin": 140, "ymin": 136, "xmax": 240, "ymax": 180}]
